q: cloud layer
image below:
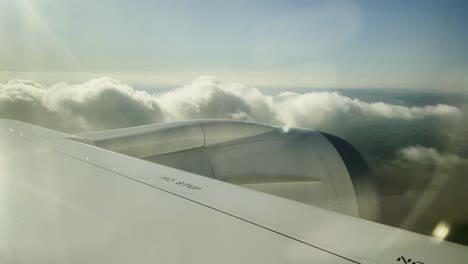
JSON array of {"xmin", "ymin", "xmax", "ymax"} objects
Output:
[
  {"xmin": 1, "ymin": 76, "xmax": 464, "ymax": 161},
  {"xmin": 1, "ymin": 75, "xmax": 468, "ymax": 243},
  {"xmin": 0, "ymin": 76, "xmax": 462, "ymax": 128},
  {"xmin": 378, "ymin": 145, "xmax": 468, "ymax": 241}
]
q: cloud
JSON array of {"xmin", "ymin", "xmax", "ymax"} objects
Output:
[
  {"xmin": 1, "ymin": 75, "xmax": 465, "ymax": 166},
  {"xmin": 379, "ymin": 145, "xmax": 467, "ymax": 197},
  {"xmin": 1, "ymin": 75, "xmax": 468, "ymax": 243},
  {"xmin": 396, "ymin": 145, "xmax": 466, "ymax": 168},
  {"xmin": 378, "ymin": 145, "xmax": 468, "ymax": 242},
  {"xmin": 0, "ymin": 76, "xmax": 464, "ymax": 154},
  {"xmin": 147, "ymin": 76, "xmax": 466, "ymax": 166},
  {"xmin": 1, "ymin": 77, "xmax": 163, "ymax": 132}
]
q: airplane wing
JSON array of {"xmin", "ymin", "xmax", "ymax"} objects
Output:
[{"xmin": 0, "ymin": 119, "xmax": 466, "ymax": 263}]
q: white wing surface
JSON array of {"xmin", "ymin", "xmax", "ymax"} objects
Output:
[{"xmin": 0, "ymin": 119, "xmax": 466, "ymax": 264}]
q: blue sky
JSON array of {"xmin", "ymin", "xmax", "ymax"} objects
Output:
[{"xmin": 0, "ymin": 0, "xmax": 467, "ymax": 89}]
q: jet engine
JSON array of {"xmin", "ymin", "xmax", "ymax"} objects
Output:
[{"xmin": 78, "ymin": 120, "xmax": 381, "ymax": 221}]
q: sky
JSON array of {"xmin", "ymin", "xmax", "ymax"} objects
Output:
[{"xmin": 0, "ymin": 0, "xmax": 467, "ymax": 90}]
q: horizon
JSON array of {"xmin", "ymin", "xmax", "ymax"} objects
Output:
[
  {"xmin": 1, "ymin": 0, "xmax": 467, "ymax": 91},
  {"xmin": 1, "ymin": 74, "xmax": 468, "ymax": 96}
]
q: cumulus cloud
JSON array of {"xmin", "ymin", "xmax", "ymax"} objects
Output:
[
  {"xmin": 1, "ymin": 75, "xmax": 462, "ymax": 130},
  {"xmin": 0, "ymin": 75, "xmax": 465, "ymax": 165},
  {"xmin": 0, "ymin": 77, "xmax": 163, "ymax": 132},
  {"xmin": 379, "ymin": 146, "xmax": 467, "ymax": 196},
  {"xmin": 395, "ymin": 145, "xmax": 466, "ymax": 168},
  {"xmin": 1, "ymin": 75, "xmax": 468, "ymax": 243},
  {"xmin": 0, "ymin": 76, "xmax": 468, "ymax": 168},
  {"xmin": 378, "ymin": 145, "xmax": 468, "ymax": 242},
  {"xmin": 3, "ymin": 75, "xmax": 463, "ymax": 165}
]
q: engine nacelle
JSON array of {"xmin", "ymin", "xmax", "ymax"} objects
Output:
[{"xmin": 79, "ymin": 120, "xmax": 381, "ymax": 221}]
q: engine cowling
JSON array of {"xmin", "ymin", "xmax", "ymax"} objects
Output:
[{"xmin": 78, "ymin": 120, "xmax": 381, "ymax": 221}]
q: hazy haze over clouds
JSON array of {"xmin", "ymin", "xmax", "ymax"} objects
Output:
[{"xmin": 1, "ymin": 0, "xmax": 467, "ymax": 89}]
